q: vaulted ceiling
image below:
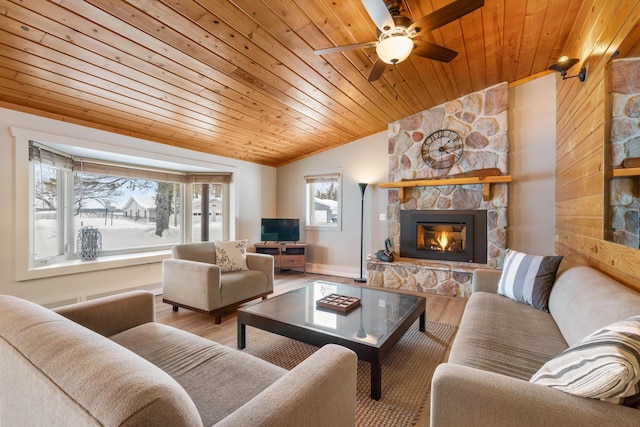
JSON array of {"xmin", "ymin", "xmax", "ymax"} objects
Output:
[{"xmin": 0, "ymin": 0, "xmax": 584, "ymax": 167}]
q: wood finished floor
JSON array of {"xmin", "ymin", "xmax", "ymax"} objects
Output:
[{"xmin": 155, "ymin": 271, "xmax": 467, "ymax": 426}]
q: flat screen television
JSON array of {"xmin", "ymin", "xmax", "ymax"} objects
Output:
[{"xmin": 261, "ymin": 218, "xmax": 300, "ymax": 243}]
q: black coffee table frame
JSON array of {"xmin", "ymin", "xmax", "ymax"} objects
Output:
[{"xmin": 237, "ymin": 282, "xmax": 426, "ymax": 400}]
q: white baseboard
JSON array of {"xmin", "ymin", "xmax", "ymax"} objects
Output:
[{"xmin": 306, "ymin": 263, "xmax": 360, "ymax": 279}]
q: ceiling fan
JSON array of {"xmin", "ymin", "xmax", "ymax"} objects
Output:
[{"xmin": 314, "ymin": 0, "xmax": 485, "ymax": 82}]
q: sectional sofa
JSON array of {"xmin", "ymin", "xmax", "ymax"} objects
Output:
[
  {"xmin": 0, "ymin": 290, "xmax": 357, "ymax": 426},
  {"xmin": 431, "ymin": 265, "xmax": 640, "ymax": 426}
]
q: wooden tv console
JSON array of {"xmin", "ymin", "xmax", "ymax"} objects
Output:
[{"xmin": 254, "ymin": 243, "xmax": 307, "ymax": 274}]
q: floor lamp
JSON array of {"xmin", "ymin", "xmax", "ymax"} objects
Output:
[{"xmin": 355, "ymin": 183, "xmax": 368, "ymax": 283}]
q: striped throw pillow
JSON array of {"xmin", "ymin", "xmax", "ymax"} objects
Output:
[
  {"xmin": 497, "ymin": 249, "xmax": 563, "ymax": 311},
  {"xmin": 530, "ymin": 316, "xmax": 640, "ymax": 403}
]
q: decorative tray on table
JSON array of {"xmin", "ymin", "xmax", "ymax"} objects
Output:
[{"xmin": 316, "ymin": 294, "xmax": 361, "ymax": 313}]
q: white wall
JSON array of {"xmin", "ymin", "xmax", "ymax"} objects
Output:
[
  {"xmin": 278, "ymin": 74, "xmax": 559, "ymax": 277},
  {"xmin": 508, "ymin": 73, "xmax": 558, "ymax": 254},
  {"xmin": 276, "ymin": 132, "xmax": 389, "ymax": 278},
  {"xmin": 0, "ymin": 108, "xmax": 276, "ymax": 305}
]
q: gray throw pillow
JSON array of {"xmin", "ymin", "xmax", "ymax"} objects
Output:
[{"xmin": 497, "ymin": 248, "xmax": 563, "ymax": 311}]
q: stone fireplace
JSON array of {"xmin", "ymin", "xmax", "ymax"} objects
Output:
[{"xmin": 367, "ymin": 82, "xmax": 509, "ymax": 298}]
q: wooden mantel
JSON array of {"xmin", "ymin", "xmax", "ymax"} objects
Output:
[
  {"xmin": 611, "ymin": 167, "xmax": 640, "ymax": 197},
  {"xmin": 612, "ymin": 167, "xmax": 640, "ymax": 178},
  {"xmin": 379, "ymin": 175, "xmax": 513, "ymax": 203}
]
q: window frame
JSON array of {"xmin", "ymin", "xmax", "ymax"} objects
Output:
[
  {"xmin": 30, "ymin": 161, "xmax": 69, "ymax": 265},
  {"xmin": 13, "ymin": 127, "xmax": 233, "ymax": 281},
  {"xmin": 304, "ymin": 169, "xmax": 343, "ymax": 232}
]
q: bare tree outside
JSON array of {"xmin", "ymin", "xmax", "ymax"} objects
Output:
[
  {"xmin": 315, "ymin": 182, "xmax": 337, "ymax": 200},
  {"xmin": 33, "ymin": 163, "xmax": 58, "ymax": 210},
  {"xmin": 155, "ymin": 182, "xmax": 173, "ymax": 237},
  {"xmin": 74, "ymin": 173, "xmax": 153, "ymax": 215}
]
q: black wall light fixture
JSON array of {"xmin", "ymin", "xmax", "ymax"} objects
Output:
[{"xmin": 549, "ymin": 56, "xmax": 587, "ymax": 82}]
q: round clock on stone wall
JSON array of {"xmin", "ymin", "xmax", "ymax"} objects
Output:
[{"xmin": 421, "ymin": 129, "xmax": 464, "ymax": 169}]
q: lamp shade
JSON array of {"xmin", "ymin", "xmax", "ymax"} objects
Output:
[
  {"xmin": 549, "ymin": 56, "xmax": 579, "ymax": 73},
  {"xmin": 358, "ymin": 182, "xmax": 368, "ymax": 197},
  {"xmin": 376, "ymin": 36, "xmax": 413, "ymax": 64}
]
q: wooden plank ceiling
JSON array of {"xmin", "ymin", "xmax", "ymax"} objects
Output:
[{"xmin": 0, "ymin": 0, "xmax": 583, "ymax": 167}]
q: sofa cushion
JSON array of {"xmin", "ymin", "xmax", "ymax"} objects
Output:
[
  {"xmin": 549, "ymin": 266, "xmax": 640, "ymax": 347},
  {"xmin": 111, "ymin": 322, "xmax": 286, "ymax": 426},
  {"xmin": 172, "ymin": 241, "xmax": 217, "ymax": 264},
  {"xmin": 497, "ymin": 248, "xmax": 563, "ymax": 311},
  {"xmin": 0, "ymin": 295, "xmax": 202, "ymax": 427},
  {"xmin": 215, "ymin": 239, "xmax": 249, "ymax": 272},
  {"xmin": 220, "ymin": 269, "xmax": 268, "ymax": 306},
  {"xmin": 448, "ymin": 292, "xmax": 568, "ymax": 380},
  {"xmin": 531, "ymin": 315, "xmax": 640, "ymax": 403}
]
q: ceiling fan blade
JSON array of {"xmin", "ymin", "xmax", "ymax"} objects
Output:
[
  {"xmin": 412, "ymin": 40, "xmax": 458, "ymax": 62},
  {"xmin": 362, "ymin": 0, "xmax": 395, "ymax": 32},
  {"xmin": 367, "ymin": 58, "xmax": 387, "ymax": 82},
  {"xmin": 408, "ymin": 0, "xmax": 484, "ymax": 34},
  {"xmin": 315, "ymin": 41, "xmax": 378, "ymax": 56}
]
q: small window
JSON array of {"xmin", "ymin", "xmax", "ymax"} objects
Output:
[{"xmin": 305, "ymin": 170, "xmax": 342, "ymax": 230}]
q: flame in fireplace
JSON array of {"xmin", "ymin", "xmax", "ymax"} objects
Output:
[{"xmin": 436, "ymin": 231, "xmax": 449, "ymax": 250}]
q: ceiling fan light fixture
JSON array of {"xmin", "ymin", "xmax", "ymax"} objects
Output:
[{"xmin": 376, "ymin": 35, "xmax": 413, "ymax": 64}]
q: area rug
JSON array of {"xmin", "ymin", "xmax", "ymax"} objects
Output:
[{"xmin": 240, "ymin": 320, "xmax": 458, "ymax": 426}]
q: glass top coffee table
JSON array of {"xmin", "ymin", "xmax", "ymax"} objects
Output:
[{"xmin": 237, "ymin": 281, "xmax": 426, "ymax": 400}]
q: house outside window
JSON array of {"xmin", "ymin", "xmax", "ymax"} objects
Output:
[{"xmin": 305, "ymin": 170, "xmax": 342, "ymax": 231}]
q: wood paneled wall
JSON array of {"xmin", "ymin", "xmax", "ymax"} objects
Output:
[{"xmin": 555, "ymin": 1, "xmax": 640, "ymax": 290}]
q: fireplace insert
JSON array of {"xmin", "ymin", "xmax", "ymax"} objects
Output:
[{"xmin": 400, "ymin": 210, "xmax": 487, "ymax": 263}]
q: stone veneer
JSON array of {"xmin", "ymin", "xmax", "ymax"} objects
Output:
[
  {"xmin": 367, "ymin": 82, "xmax": 509, "ymax": 298},
  {"xmin": 610, "ymin": 59, "xmax": 640, "ymax": 249}
]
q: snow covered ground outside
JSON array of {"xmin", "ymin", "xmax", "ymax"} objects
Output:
[{"xmin": 34, "ymin": 214, "xmax": 222, "ymax": 259}]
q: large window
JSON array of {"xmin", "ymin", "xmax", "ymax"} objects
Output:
[
  {"xmin": 29, "ymin": 142, "xmax": 230, "ymax": 267},
  {"xmin": 305, "ymin": 170, "xmax": 342, "ymax": 230}
]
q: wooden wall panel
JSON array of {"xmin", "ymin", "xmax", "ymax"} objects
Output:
[
  {"xmin": 555, "ymin": 1, "xmax": 640, "ymax": 290},
  {"xmin": 556, "ymin": 193, "xmax": 602, "ymax": 219}
]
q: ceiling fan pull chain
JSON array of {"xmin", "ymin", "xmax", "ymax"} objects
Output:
[{"xmin": 393, "ymin": 64, "xmax": 399, "ymax": 101}]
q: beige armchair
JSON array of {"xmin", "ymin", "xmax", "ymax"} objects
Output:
[{"xmin": 162, "ymin": 242, "xmax": 274, "ymax": 323}]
